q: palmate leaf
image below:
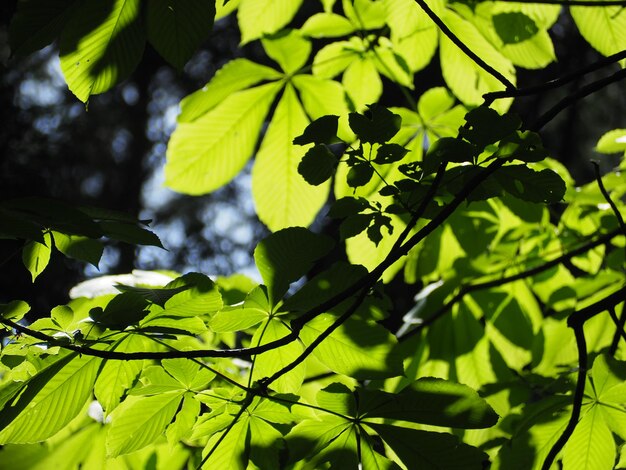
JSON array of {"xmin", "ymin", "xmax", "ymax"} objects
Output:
[
  {"xmin": 562, "ymin": 405, "xmax": 615, "ymax": 470},
  {"xmin": 160, "ymin": 272, "xmax": 223, "ymax": 317},
  {"xmin": 0, "ymin": 353, "xmax": 100, "ymax": 444},
  {"xmin": 248, "ymin": 415, "xmax": 284, "ymax": 469},
  {"xmin": 262, "ymin": 29, "xmax": 311, "ymax": 74},
  {"xmin": 59, "ymin": 0, "xmax": 145, "ymax": 103},
  {"xmin": 202, "ymin": 416, "xmax": 249, "ymax": 470},
  {"xmin": 106, "ymin": 391, "xmax": 185, "ymax": 457},
  {"xmin": 52, "ymin": 231, "xmax": 103, "ymax": 267},
  {"xmin": 146, "ymin": 0, "xmax": 215, "ymax": 71},
  {"xmin": 252, "ymin": 84, "xmax": 330, "ymax": 231},
  {"xmin": 286, "ymin": 415, "xmax": 352, "ymax": 463},
  {"xmin": 166, "ymin": 82, "xmax": 282, "ymax": 195},
  {"xmin": 300, "ymin": 314, "xmax": 404, "ymax": 379}
]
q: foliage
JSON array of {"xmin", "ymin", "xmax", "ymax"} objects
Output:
[{"xmin": 2, "ymin": 0, "xmax": 626, "ymax": 469}]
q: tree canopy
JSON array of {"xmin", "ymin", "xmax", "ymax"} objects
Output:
[{"xmin": 1, "ymin": 0, "xmax": 626, "ymax": 469}]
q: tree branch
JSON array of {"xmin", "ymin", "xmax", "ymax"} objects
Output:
[
  {"xmin": 413, "ymin": 0, "xmax": 515, "ymax": 90},
  {"xmin": 541, "ymin": 323, "xmax": 588, "ymax": 470},
  {"xmin": 532, "ymin": 67, "xmax": 626, "ymax": 131}
]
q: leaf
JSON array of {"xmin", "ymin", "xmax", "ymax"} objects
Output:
[
  {"xmin": 368, "ymin": 424, "xmax": 489, "ymax": 469},
  {"xmin": 422, "ymin": 137, "xmax": 476, "ymax": 175},
  {"xmin": 97, "ymin": 220, "xmax": 162, "ymax": 247},
  {"xmin": 596, "ymin": 129, "xmax": 626, "ymax": 154},
  {"xmin": 495, "ymin": 166, "xmax": 566, "ymax": 203},
  {"xmin": 59, "ymin": 0, "xmax": 145, "ymax": 102},
  {"xmin": 166, "ymin": 393, "xmax": 200, "ymax": 446},
  {"xmin": 347, "ymin": 163, "xmax": 374, "ymax": 188},
  {"xmin": 254, "ymin": 227, "xmax": 334, "ymax": 306},
  {"xmin": 94, "ymin": 335, "xmax": 147, "ymax": 413},
  {"xmin": 114, "ymin": 284, "xmax": 188, "ymax": 307},
  {"xmin": 89, "ymin": 292, "xmax": 149, "ymax": 329},
  {"xmin": 571, "ymin": 4, "xmax": 626, "ymax": 56},
  {"xmin": 286, "ymin": 415, "xmax": 352, "ymax": 463},
  {"xmin": 248, "ymin": 415, "xmax": 283, "ymax": 469},
  {"xmin": 348, "ymin": 106, "xmax": 402, "ymax": 144},
  {"xmin": 493, "ymin": 12, "xmax": 539, "ymax": 45},
  {"xmin": 300, "ymin": 314, "xmax": 404, "ymax": 379},
  {"xmin": 373, "ymin": 143, "xmax": 408, "ymax": 164},
  {"xmin": 251, "ymin": 318, "xmax": 306, "ymax": 393},
  {"xmin": 162, "ymin": 358, "xmax": 215, "ymax": 390},
  {"xmin": 166, "ymin": 82, "xmax": 282, "ymax": 194},
  {"xmin": 316, "ymin": 383, "xmax": 357, "ymax": 416},
  {"xmin": 440, "ymin": 11, "xmax": 515, "ymax": 113},
  {"xmin": 21, "ymin": 232, "xmax": 52, "ymax": 282},
  {"xmin": 262, "ymin": 29, "xmax": 311, "ymax": 74},
  {"xmin": 460, "ymin": 106, "xmax": 521, "ymax": 148},
  {"xmin": 562, "ymin": 405, "xmax": 615, "ymax": 470},
  {"xmin": 252, "ymin": 84, "xmax": 331, "ymax": 230},
  {"xmin": 161, "ymin": 272, "xmax": 223, "ymax": 316},
  {"xmin": 146, "ymin": 0, "xmax": 215, "ymax": 70},
  {"xmin": 178, "ymin": 59, "xmax": 282, "ymax": 123},
  {"xmin": 0, "ymin": 300, "xmax": 30, "ymax": 322},
  {"xmin": 8, "ymin": 0, "xmax": 74, "ymax": 57},
  {"xmin": 0, "ymin": 354, "xmax": 100, "ymax": 444},
  {"xmin": 340, "ymin": 213, "xmax": 373, "ymax": 240},
  {"xmin": 237, "ymin": 0, "xmax": 304, "ymax": 44},
  {"xmin": 343, "ymin": 56, "xmax": 383, "ymax": 111},
  {"xmin": 106, "ymin": 391, "xmax": 185, "ymax": 457},
  {"xmin": 201, "ymin": 416, "xmax": 249, "ymax": 470},
  {"xmin": 301, "ymin": 12, "xmax": 355, "ymax": 38},
  {"xmin": 293, "ymin": 115, "xmax": 339, "ymax": 145},
  {"xmin": 359, "ymin": 377, "xmax": 499, "ymax": 429},
  {"xmin": 52, "ymin": 231, "xmax": 103, "ymax": 266}
]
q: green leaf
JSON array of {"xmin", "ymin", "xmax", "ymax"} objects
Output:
[
  {"xmin": 440, "ymin": 11, "xmax": 515, "ymax": 113},
  {"xmin": 423, "ymin": 137, "xmax": 476, "ymax": 175},
  {"xmin": 178, "ymin": 59, "xmax": 282, "ymax": 123},
  {"xmin": 293, "ymin": 115, "xmax": 339, "ymax": 146},
  {"xmin": 368, "ymin": 424, "xmax": 489, "ymax": 469},
  {"xmin": 52, "ymin": 231, "xmax": 103, "ymax": 266},
  {"xmin": 316, "ymin": 383, "xmax": 357, "ymax": 416},
  {"xmin": 596, "ymin": 129, "xmax": 626, "ymax": 154},
  {"xmin": 374, "ymin": 143, "xmax": 408, "ymax": 164},
  {"xmin": 0, "ymin": 354, "xmax": 100, "ymax": 444},
  {"xmin": 94, "ymin": 335, "xmax": 147, "ymax": 413},
  {"xmin": 8, "ymin": 0, "xmax": 73, "ymax": 57},
  {"xmin": 495, "ymin": 166, "xmax": 566, "ymax": 203},
  {"xmin": 161, "ymin": 272, "xmax": 223, "ymax": 317},
  {"xmin": 166, "ymin": 393, "xmax": 200, "ymax": 446},
  {"xmin": 348, "ymin": 106, "xmax": 402, "ymax": 144},
  {"xmin": 106, "ymin": 391, "xmax": 185, "ymax": 457},
  {"xmin": 254, "ymin": 227, "xmax": 334, "ymax": 306},
  {"xmin": 286, "ymin": 415, "xmax": 352, "ymax": 463},
  {"xmin": 298, "ymin": 146, "xmax": 337, "ymax": 184},
  {"xmin": 162, "ymin": 358, "xmax": 215, "ymax": 390},
  {"xmin": 166, "ymin": 82, "xmax": 282, "ymax": 194},
  {"xmin": 114, "ymin": 284, "xmax": 188, "ymax": 307},
  {"xmin": 89, "ymin": 292, "xmax": 149, "ymax": 329},
  {"xmin": 248, "ymin": 415, "xmax": 283, "ymax": 469},
  {"xmin": 251, "ymin": 318, "xmax": 306, "ymax": 393},
  {"xmin": 347, "ymin": 163, "xmax": 374, "ymax": 188},
  {"xmin": 97, "ymin": 220, "xmax": 163, "ymax": 247},
  {"xmin": 343, "ymin": 0, "xmax": 386, "ymax": 30},
  {"xmin": 0, "ymin": 300, "xmax": 30, "ymax": 322},
  {"xmin": 359, "ymin": 377, "xmax": 499, "ymax": 429},
  {"xmin": 21, "ymin": 232, "xmax": 52, "ymax": 282},
  {"xmin": 59, "ymin": 0, "xmax": 145, "ymax": 102},
  {"xmin": 344, "ymin": 57, "xmax": 383, "ymax": 111},
  {"xmin": 237, "ymin": 0, "xmax": 304, "ymax": 44},
  {"xmin": 301, "ymin": 12, "xmax": 356, "ymax": 38},
  {"xmin": 146, "ymin": 0, "xmax": 215, "ymax": 70},
  {"xmin": 562, "ymin": 405, "xmax": 615, "ymax": 470},
  {"xmin": 262, "ymin": 29, "xmax": 310, "ymax": 74},
  {"xmin": 252, "ymin": 84, "xmax": 330, "ymax": 230},
  {"xmin": 460, "ymin": 107, "xmax": 521, "ymax": 148},
  {"xmin": 493, "ymin": 12, "xmax": 539, "ymax": 45},
  {"xmin": 210, "ymin": 285, "xmax": 270, "ymax": 331},
  {"xmin": 201, "ymin": 416, "xmax": 249, "ymax": 470},
  {"xmin": 571, "ymin": 4, "xmax": 626, "ymax": 56},
  {"xmin": 300, "ymin": 314, "xmax": 404, "ymax": 379}
]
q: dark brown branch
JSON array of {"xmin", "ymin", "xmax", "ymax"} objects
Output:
[
  {"xmin": 413, "ymin": 0, "xmax": 515, "ymax": 90},
  {"xmin": 484, "ymin": 49, "xmax": 626, "ymax": 104},
  {"xmin": 541, "ymin": 324, "xmax": 588, "ymax": 470},
  {"xmin": 532, "ymin": 67, "xmax": 626, "ymax": 131},
  {"xmin": 593, "ymin": 161, "xmax": 626, "ymax": 240},
  {"xmin": 568, "ymin": 285, "xmax": 626, "ymax": 327},
  {"xmin": 398, "ymin": 228, "xmax": 622, "ymax": 340},
  {"xmin": 608, "ymin": 307, "xmax": 626, "ymax": 356}
]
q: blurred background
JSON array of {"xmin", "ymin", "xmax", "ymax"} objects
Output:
[{"xmin": 1, "ymin": 1, "xmax": 625, "ymax": 315}]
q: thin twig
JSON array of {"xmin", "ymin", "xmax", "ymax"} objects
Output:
[
  {"xmin": 593, "ymin": 161, "xmax": 626, "ymax": 262},
  {"xmin": 398, "ymin": 228, "xmax": 621, "ymax": 340},
  {"xmin": 608, "ymin": 306, "xmax": 626, "ymax": 356},
  {"xmin": 414, "ymin": 0, "xmax": 515, "ymax": 90},
  {"xmin": 532, "ymin": 67, "xmax": 626, "ymax": 131},
  {"xmin": 541, "ymin": 324, "xmax": 588, "ymax": 470},
  {"xmin": 484, "ymin": 49, "xmax": 626, "ymax": 105}
]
